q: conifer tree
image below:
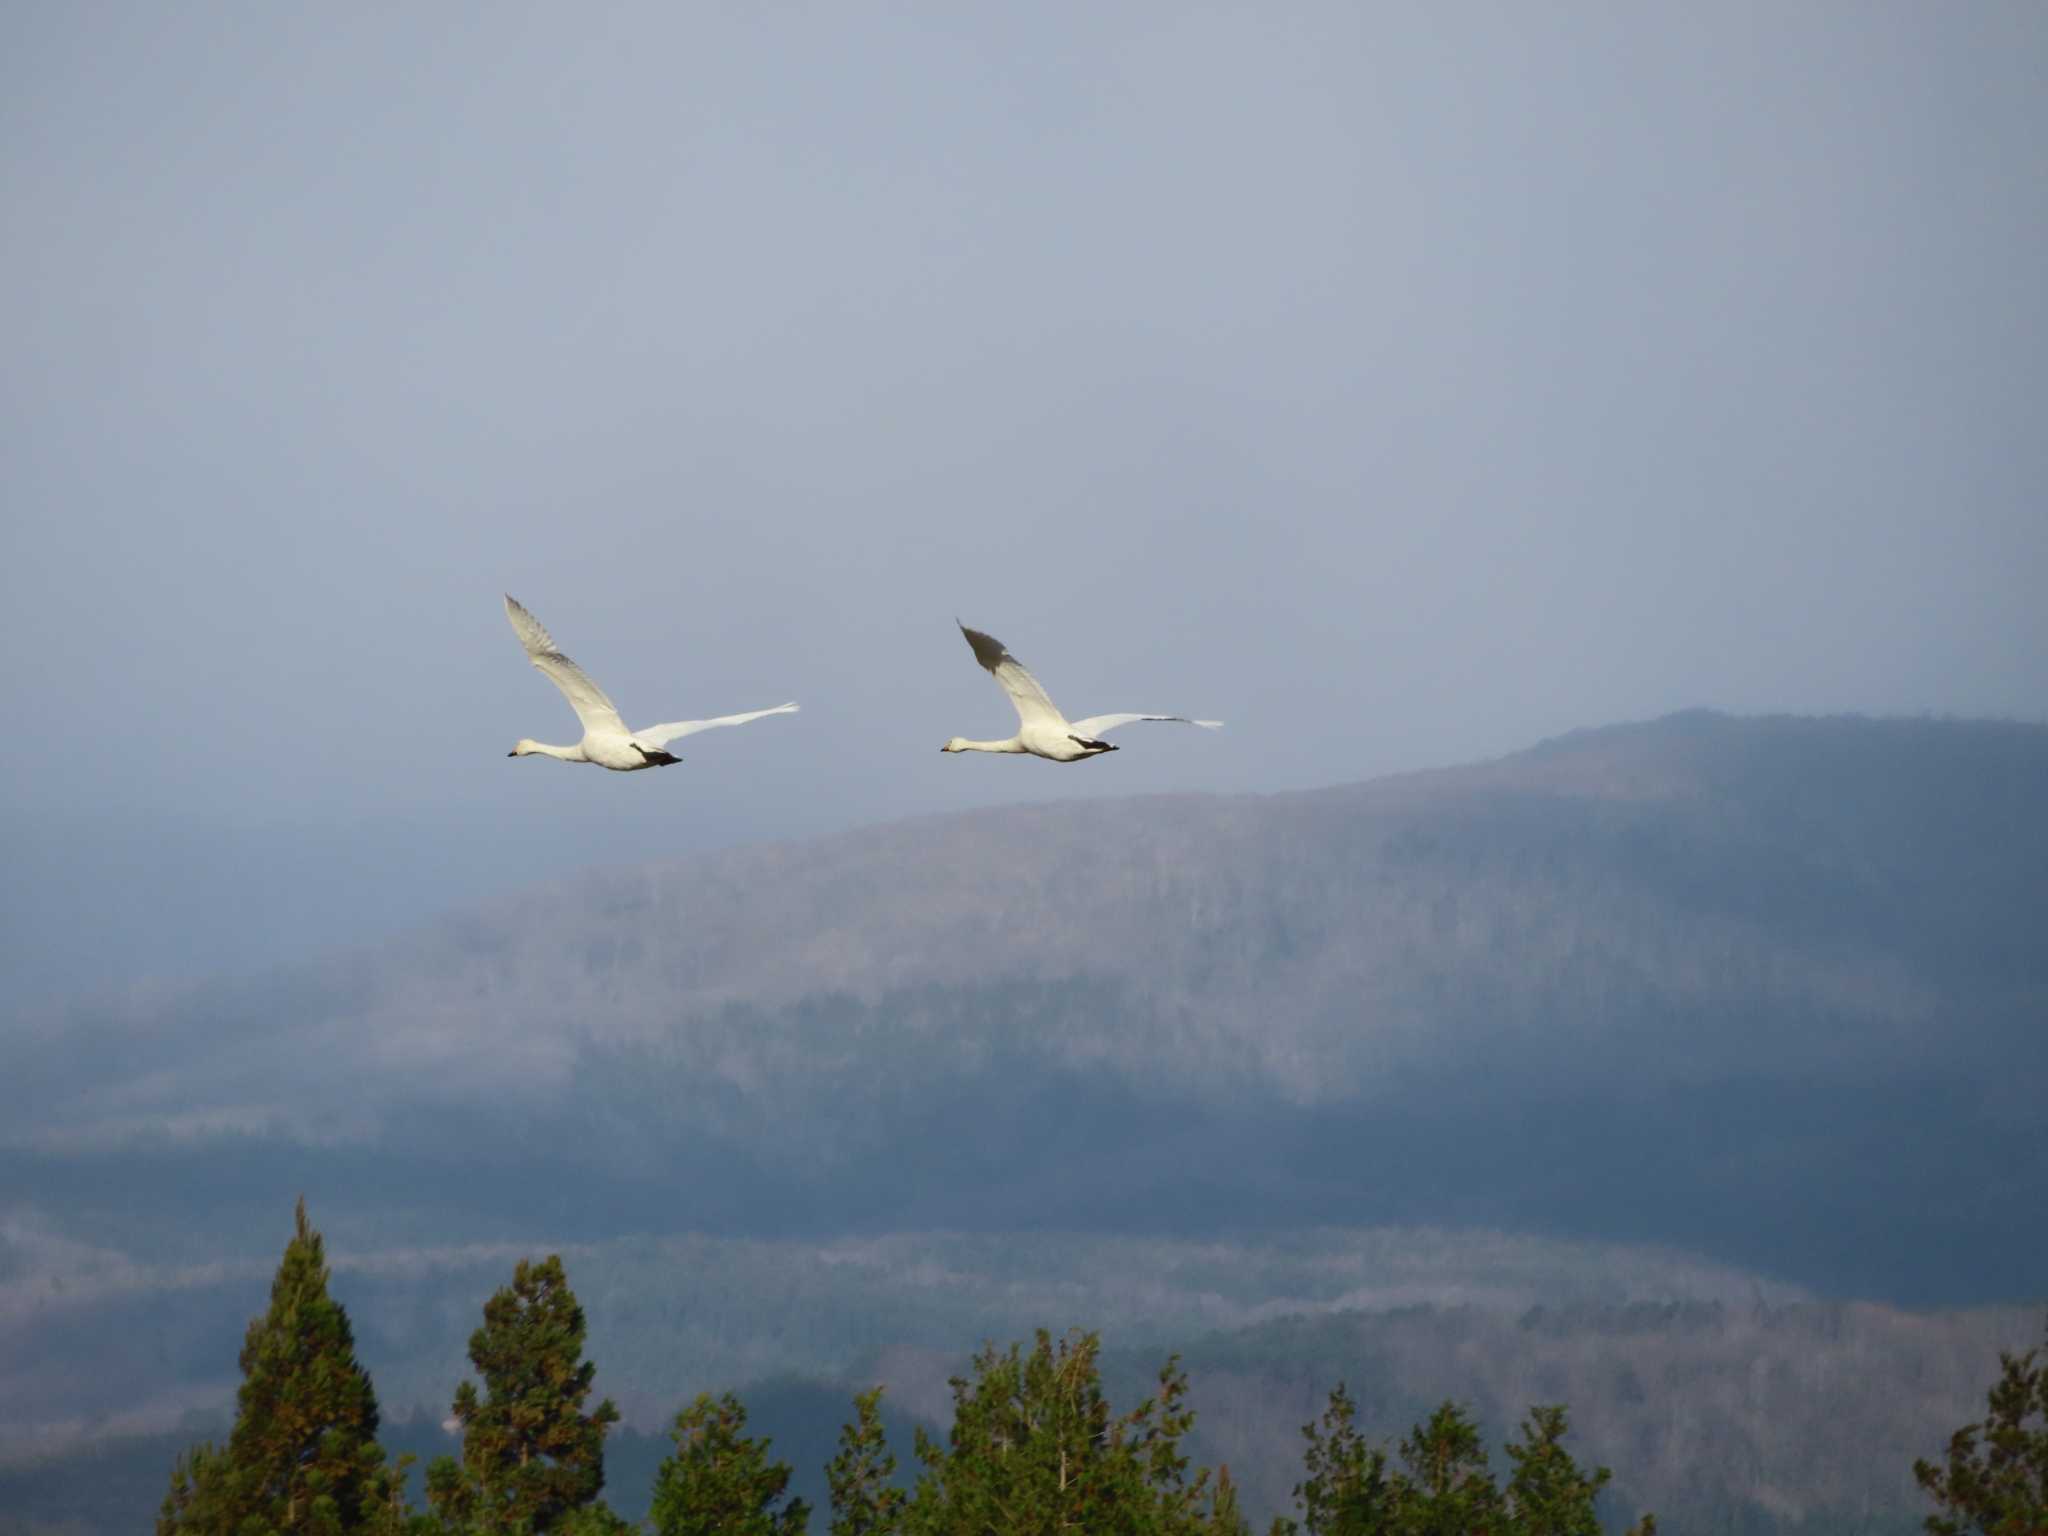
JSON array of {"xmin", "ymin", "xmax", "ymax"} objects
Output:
[
  {"xmin": 1271, "ymin": 1388, "xmax": 1651, "ymax": 1536},
  {"xmin": 158, "ymin": 1443, "xmax": 232, "ymax": 1536},
  {"xmin": 1269, "ymin": 1383, "xmax": 1390, "ymax": 1536},
  {"xmin": 649, "ymin": 1391, "xmax": 809, "ymax": 1536},
  {"xmin": 1915, "ymin": 1320, "xmax": 2048, "ymax": 1536},
  {"xmin": 1501, "ymin": 1405, "xmax": 1609, "ymax": 1536},
  {"xmin": 157, "ymin": 1198, "xmax": 399, "ymax": 1535},
  {"xmin": 828, "ymin": 1386, "xmax": 905, "ymax": 1536},
  {"xmin": 1390, "ymin": 1402, "xmax": 1503, "ymax": 1533},
  {"xmin": 901, "ymin": 1327, "xmax": 1227, "ymax": 1536},
  {"xmin": 426, "ymin": 1255, "xmax": 620, "ymax": 1534},
  {"xmin": 1208, "ymin": 1464, "xmax": 1252, "ymax": 1536}
]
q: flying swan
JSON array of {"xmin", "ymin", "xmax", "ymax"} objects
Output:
[
  {"xmin": 942, "ymin": 621, "xmax": 1221, "ymax": 762},
  {"xmin": 503, "ymin": 594, "xmax": 797, "ymax": 770}
]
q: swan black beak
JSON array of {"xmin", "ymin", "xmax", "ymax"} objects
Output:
[{"xmin": 506, "ymin": 750, "xmax": 516, "ymax": 757}]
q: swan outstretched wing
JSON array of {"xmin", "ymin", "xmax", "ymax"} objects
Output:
[
  {"xmin": 504, "ymin": 595, "xmax": 627, "ymax": 735},
  {"xmin": 635, "ymin": 702, "xmax": 800, "ymax": 748},
  {"xmin": 1068, "ymin": 712, "xmax": 1224, "ymax": 738},
  {"xmin": 959, "ymin": 622, "xmax": 1065, "ymax": 728}
]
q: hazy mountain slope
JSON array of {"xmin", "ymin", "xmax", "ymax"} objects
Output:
[{"xmin": 5, "ymin": 713, "xmax": 2044, "ymax": 1302}]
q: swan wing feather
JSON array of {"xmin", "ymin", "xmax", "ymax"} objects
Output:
[
  {"xmin": 635, "ymin": 702, "xmax": 800, "ymax": 748},
  {"xmin": 958, "ymin": 622, "xmax": 1065, "ymax": 728},
  {"xmin": 1068, "ymin": 712, "xmax": 1224, "ymax": 737},
  {"xmin": 504, "ymin": 594, "xmax": 627, "ymax": 735}
]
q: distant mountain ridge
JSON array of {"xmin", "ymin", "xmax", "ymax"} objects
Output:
[{"xmin": 6, "ymin": 712, "xmax": 2045, "ymax": 1303}]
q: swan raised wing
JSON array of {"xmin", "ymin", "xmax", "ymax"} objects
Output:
[
  {"xmin": 504, "ymin": 594, "xmax": 627, "ymax": 736},
  {"xmin": 958, "ymin": 622, "xmax": 1067, "ymax": 729}
]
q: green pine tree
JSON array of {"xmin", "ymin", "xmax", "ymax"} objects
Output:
[
  {"xmin": 828, "ymin": 1386, "xmax": 905, "ymax": 1536},
  {"xmin": 425, "ymin": 1254, "xmax": 621, "ymax": 1534},
  {"xmin": 1915, "ymin": 1319, "xmax": 2048, "ymax": 1536},
  {"xmin": 1271, "ymin": 1388, "xmax": 1650, "ymax": 1536},
  {"xmin": 1268, "ymin": 1383, "xmax": 1391, "ymax": 1536},
  {"xmin": 1500, "ymin": 1405, "xmax": 1610, "ymax": 1536},
  {"xmin": 1208, "ymin": 1463, "xmax": 1252, "ymax": 1536},
  {"xmin": 158, "ymin": 1198, "xmax": 403, "ymax": 1535},
  {"xmin": 900, "ymin": 1327, "xmax": 1222, "ymax": 1536},
  {"xmin": 1388, "ymin": 1401, "xmax": 1502, "ymax": 1534},
  {"xmin": 158, "ymin": 1442, "xmax": 232, "ymax": 1536},
  {"xmin": 648, "ymin": 1391, "xmax": 809, "ymax": 1536}
]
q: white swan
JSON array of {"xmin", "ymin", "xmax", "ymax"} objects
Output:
[
  {"xmin": 942, "ymin": 621, "xmax": 1221, "ymax": 762},
  {"xmin": 503, "ymin": 595, "xmax": 797, "ymax": 771}
]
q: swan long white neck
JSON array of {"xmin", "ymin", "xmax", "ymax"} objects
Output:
[
  {"xmin": 948, "ymin": 736, "xmax": 1026, "ymax": 754},
  {"xmin": 519, "ymin": 740, "xmax": 588, "ymax": 761}
]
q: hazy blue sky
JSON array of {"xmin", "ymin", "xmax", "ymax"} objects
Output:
[{"xmin": 4, "ymin": 3, "xmax": 2044, "ymax": 997}]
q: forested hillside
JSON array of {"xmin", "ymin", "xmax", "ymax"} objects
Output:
[
  {"xmin": 4, "ymin": 1221, "xmax": 2036, "ymax": 1533},
  {"xmin": 4, "ymin": 713, "xmax": 2043, "ymax": 1531},
  {"xmin": 10, "ymin": 713, "xmax": 2042, "ymax": 1295}
]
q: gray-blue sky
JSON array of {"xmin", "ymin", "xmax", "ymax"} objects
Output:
[{"xmin": 4, "ymin": 2, "xmax": 2044, "ymax": 997}]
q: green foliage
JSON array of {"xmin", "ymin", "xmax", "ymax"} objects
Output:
[
  {"xmin": 550, "ymin": 1503, "xmax": 640, "ymax": 1536},
  {"xmin": 828, "ymin": 1386, "xmax": 905, "ymax": 1536},
  {"xmin": 1392, "ymin": 1402, "xmax": 1503, "ymax": 1533},
  {"xmin": 157, "ymin": 1443, "xmax": 231, "ymax": 1536},
  {"xmin": 1914, "ymin": 1321, "xmax": 2048, "ymax": 1536},
  {"xmin": 135, "ymin": 1207, "xmax": 1711, "ymax": 1536},
  {"xmin": 1270, "ymin": 1383, "xmax": 1391, "ymax": 1536},
  {"xmin": 1501, "ymin": 1406, "xmax": 1609, "ymax": 1536},
  {"xmin": 648, "ymin": 1392, "xmax": 808, "ymax": 1536},
  {"xmin": 1208, "ymin": 1464, "xmax": 1253, "ymax": 1536},
  {"xmin": 899, "ymin": 1327, "xmax": 1236, "ymax": 1536},
  {"xmin": 157, "ymin": 1198, "xmax": 399, "ymax": 1535},
  {"xmin": 1272, "ymin": 1387, "xmax": 1648, "ymax": 1536},
  {"xmin": 426, "ymin": 1255, "xmax": 620, "ymax": 1535}
]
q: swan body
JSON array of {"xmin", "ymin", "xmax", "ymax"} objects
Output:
[
  {"xmin": 943, "ymin": 622, "xmax": 1221, "ymax": 763},
  {"xmin": 503, "ymin": 595, "xmax": 797, "ymax": 771}
]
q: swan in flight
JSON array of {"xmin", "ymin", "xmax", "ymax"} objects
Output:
[
  {"xmin": 503, "ymin": 595, "xmax": 797, "ymax": 771},
  {"xmin": 942, "ymin": 621, "xmax": 1221, "ymax": 762}
]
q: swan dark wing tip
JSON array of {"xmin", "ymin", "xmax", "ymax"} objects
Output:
[{"xmin": 957, "ymin": 623, "xmax": 1009, "ymax": 672}]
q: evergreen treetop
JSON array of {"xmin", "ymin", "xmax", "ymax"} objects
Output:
[
  {"xmin": 426, "ymin": 1254, "xmax": 620, "ymax": 1535},
  {"xmin": 649, "ymin": 1390, "xmax": 809, "ymax": 1536},
  {"xmin": 1916, "ymin": 1320, "xmax": 2048, "ymax": 1536},
  {"xmin": 157, "ymin": 1198, "xmax": 395, "ymax": 1536},
  {"xmin": 827, "ymin": 1386, "xmax": 905, "ymax": 1536},
  {"xmin": 899, "ymin": 1327, "xmax": 1236, "ymax": 1536},
  {"xmin": 1270, "ymin": 1387, "xmax": 1650, "ymax": 1536}
]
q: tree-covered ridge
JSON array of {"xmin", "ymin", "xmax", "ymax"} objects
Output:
[
  {"xmin": 14, "ymin": 714, "xmax": 2045, "ymax": 1309},
  {"xmin": 8, "ymin": 1221, "xmax": 2035, "ymax": 1534},
  {"xmin": 5, "ymin": 713, "xmax": 2043, "ymax": 1531},
  {"xmin": 149, "ymin": 1206, "xmax": 2047, "ymax": 1535},
  {"xmin": 152, "ymin": 1207, "xmax": 1684, "ymax": 1534}
]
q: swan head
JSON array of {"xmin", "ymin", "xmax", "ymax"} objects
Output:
[
  {"xmin": 508, "ymin": 738, "xmax": 538, "ymax": 758},
  {"xmin": 940, "ymin": 737, "xmax": 969, "ymax": 753}
]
